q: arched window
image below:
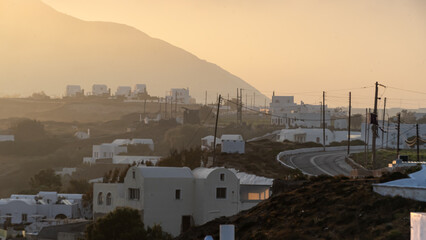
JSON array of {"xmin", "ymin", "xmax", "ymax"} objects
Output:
[
  {"xmin": 97, "ymin": 192, "xmax": 103, "ymax": 205},
  {"xmin": 106, "ymin": 193, "xmax": 112, "ymax": 206}
]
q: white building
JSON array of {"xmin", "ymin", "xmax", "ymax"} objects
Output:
[
  {"xmin": 92, "ymin": 84, "xmax": 109, "ymax": 96},
  {"xmin": 269, "ymin": 95, "xmax": 347, "ymax": 129},
  {"xmin": 133, "ymin": 84, "xmax": 147, "ymax": 95},
  {"xmin": 93, "ymin": 166, "xmax": 272, "ymax": 237},
  {"xmin": 0, "ymin": 135, "xmax": 14, "ymax": 142},
  {"xmin": 361, "ymin": 123, "xmax": 426, "ymax": 149},
  {"xmin": 411, "ymin": 212, "xmax": 426, "ymax": 240},
  {"xmin": 170, "ymin": 88, "xmax": 191, "ymax": 104},
  {"xmin": 112, "ymin": 156, "xmax": 161, "ymax": 165},
  {"xmin": 115, "ymin": 86, "xmax": 132, "ymax": 97},
  {"xmin": 74, "ymin": 130, "xmax": 90, "ymax": 140},
  {"xmin": 83, "ymin": 144, "xmax": 127, "ymax": 164},
  {"xmin": 65, "ymin": 85, "xmax": 83, "ymax": 97},
  {"xmin": 201, "ymin": 135, "xmax": 221, "ymax": 151},
  {"xmin": 276, "ymin": 128, "xmax": 334, "ymax": 145},
  {"xmin": 112, "ymin": 138, "xmax": 154, "ymax": 151},
  {"xmin": 0, "ymin": 192, "xmax": 83, "ymax": 224},
  {"xmin": 221, "ymin": 135, "xmax": 245, "ymax": 154}
]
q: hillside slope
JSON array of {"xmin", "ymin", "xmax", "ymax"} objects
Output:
[
  {"xmin": 0, "ymin": 0, "xmax": 267, "ymax": 103},
  {"xmin": 176, "ymin": 177, "xmax": 426, "ymax": 240}
]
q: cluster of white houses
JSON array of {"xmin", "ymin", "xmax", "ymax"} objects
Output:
[
  {"xmin": 65, "ymin": 84, "xmax": 195, "ymax": 104},
  {"xmin": 0, "ymin": 192, "xmax": 85, "ymax": 225},
  {"xmin": 93, "ymin": 166, "xmax": 273, "ymax": 236},
  {"xmin": 83, "ymin": 138, "xmax": 161, "ymax": 165},
  {"xmin": 269, "ymin": 95, "xmax": 347, "ymax": 129}
]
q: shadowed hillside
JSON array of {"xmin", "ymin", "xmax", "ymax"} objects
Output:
[
  {"xmin": 0, "ymin": 0, "xmax": 267, "ymax": 103},
  {"xmin": 176, "ymin": 177, "xmax": 426, "ymax": 240}
]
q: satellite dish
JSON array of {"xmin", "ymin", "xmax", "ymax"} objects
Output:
[{"xmin": 204, "ymin": 236, "xmax": 214, "ymax": 240}]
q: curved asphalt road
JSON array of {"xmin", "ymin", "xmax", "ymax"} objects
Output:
[{"xmin": 282, "ymin": 151, "xmax": 353, "ymax": 176}]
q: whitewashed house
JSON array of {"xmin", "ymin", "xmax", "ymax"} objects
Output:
[
  {"xmin": 0, "ymin": 192, "xmax": 83, "ymax": 224},
  {"xmin": 361, "ymin": 122, "xmax": 426, "ymax": 149},
  {"xmin": 112, "ymin": 138, "xmax": 154, "ymax": 151},
  {"xmin": 0, "ymin": 135, "xmax": 14, "ymax": 142},
  {"xmin": 115, "ymin": 86, "xmax": 132, "ymax": 97},
  {"xmin": 92, "ymin": 84, "xmax": 109, "ymax": 96},
  {"xmin": 83, "ymin": 144, "xmax": 127, "ymax": 164},
  {"xmin": 170, "ymin": 88, "xmax": 191, "ymax": 104},
  {"xmin": 221, "ymin": 135, "xmax": 245, "ymax": 154},
  {"xmin": 133, "ymin": 84, "xmax": 147, "ymax": 95},
  {"xmin": 65, "ymin": 85, "xmax": 83, "ymax": 97},
  {"xmin": 74, "ymin": 129, "xmax": 90, "ymax": 140},
  {"xmin": 276, "ymin": 128, "xmax": 334, "ymax": 145},
  {"xmin": 84, "ymin": 138, "xmax": 156, "ymax": 164},
  {"xmin": 411, "ymin": 212, "xmax": 426, "ymax": 240},
  {"xmin": 112, "ymin": 156, "xmax": 161, "ymax": 165},
  {"xmin": 93, "ymin": 166, "xmax": 272, "ymax": 237},
  {"xmin": 201, "ymin": 135, "xmax": 221, "ymax": 151}
]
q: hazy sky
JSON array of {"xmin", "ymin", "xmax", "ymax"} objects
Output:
[{"xmin": 41, "ymin": 0, "xmax": 426, "ymax": 108}]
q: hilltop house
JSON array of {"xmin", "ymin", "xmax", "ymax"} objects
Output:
[
  {"xmin": 0, "ymin": 192, "xmax": 84, "ymax": 224},
  {"xmin": 201, "ymin": 135, "xmax": 221, "ymax": 151},
  {"xmin": 93, "ymin": 166, "xmax": 272, "ymax": 236},
  {"xmin": 65, "ymin": 85, "xmax": 83, "ymax": 97},
  {"xmin": 83, "ymin": 138, "xmax": 155, "ymax": 165},
  {"xmin": 92, "ymin": 84, "xmax": 109, "ymax": 96},
  {"xmin": 169, "ymin": 88, "xmax": 191, "ymax": 104},
  {"xmin": 221, "ymin": 135, "xmax": 245, "ymax": 154},
  {"xmin": 133, "ymin": 84, "xmax": 147, "ymax": 96},
  {"xmin": 0, "ymin": 135, "xmax": 14, "ymax": 142},
  {"xmin": 115, "ymin": 86, "xmax": 132, "ymax": 97}
]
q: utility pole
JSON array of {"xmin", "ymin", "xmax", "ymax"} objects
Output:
[
  {"xmin": 165, "ymin": 97, "xmax": 168, "ymax": 119},
  {"xmin": 213, "ymin": 95, "xmax": 221, "ymax": 163},
  {"xmin": 205, "ymin": 91, "xmax": 207, "ymax": 106},
  {"xmin": 397, "ymin": 113, "xmax": 401, "ymax": 158},
  {"xmin": 144, "ymin": 99, "xmax": 147, "ymax": 115},
  {"xmin": 416, "ymin": 123, "xmax": 420, "ymax": 162},
  {"xmin": 372, "ymin": 82, "xmax": 379, "ymax": 168},
  {"xmin": 381, "ymin": 97, "xmax": 386, "ymax": 149},
  {"xmin": 175, "ymin": 91, "xmax": 178, "ymax": 117},
  {"xmin": 372, "ymin": 81, "xmax": 386, "ymax": 168},
  {"xmin": 323, "ymin": 91, "xmax": 326, "ymax": 151},
  {"xmin": 386, "ymin": 117, "xmax": 390, "ymax": 149},
  {"xmin": 347, "ymin": 92, "xmax": 351, "ymax": 155},
  {"xmin": 364, "ymin": 108, "xmax": 368, "ymax": 164},
  {"xmin": 236, "ymin": 89, "xmax": 239, "ymax": 123}
]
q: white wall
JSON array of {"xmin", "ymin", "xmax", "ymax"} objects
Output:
[{"xmin": 221, "ymin": 140, "xmax": 245, "ymax": 154}]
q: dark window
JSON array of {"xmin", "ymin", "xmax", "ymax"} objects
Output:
[
  {"xmin": 216, "ymin": 188, "xmax": 227, "ymax": 199},
  {"xmin": 132, "ymin": 171, "xmax": 135, "ymax": 179},
  {"xmin": 22, "ymin": 214, "xmax": 27, "ymax": 222},
  {"xmin": 220, "ymin": 173, "xmax": 225, "ymax": 181},
  {"xmin": 97, "ymin": 192, "xmax": 103, "ymax": 205},
  {"xmin": 175, "ymin": 189, "xmax": 181, "ymax": 200},
  {"xmin": 129, "ymin": 188, "xmax": 140, "ymax": 200},
  {"xmin": 106, "ymin": 193, "xmax": 112, "ymax": 206}
]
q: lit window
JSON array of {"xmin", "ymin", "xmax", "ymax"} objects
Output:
[
  {"xmin": 175, "ymin": 189, "xmax": 181, "ymax": 200},
  {"xmin": 248, "ymin": 193, "xmax": 260, "ymax": 200},
  {"xmin": 220, "ymin": 173, "xmax": 225, "ymax": 181},
  {"xmin": 216, "ymin": 188, "xmax": 227, "ymax": 199}
]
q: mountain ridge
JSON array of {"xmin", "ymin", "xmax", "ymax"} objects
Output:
[{"xmin": 0, "ymin": 0, "xmax": 268, "ymax": 103}]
